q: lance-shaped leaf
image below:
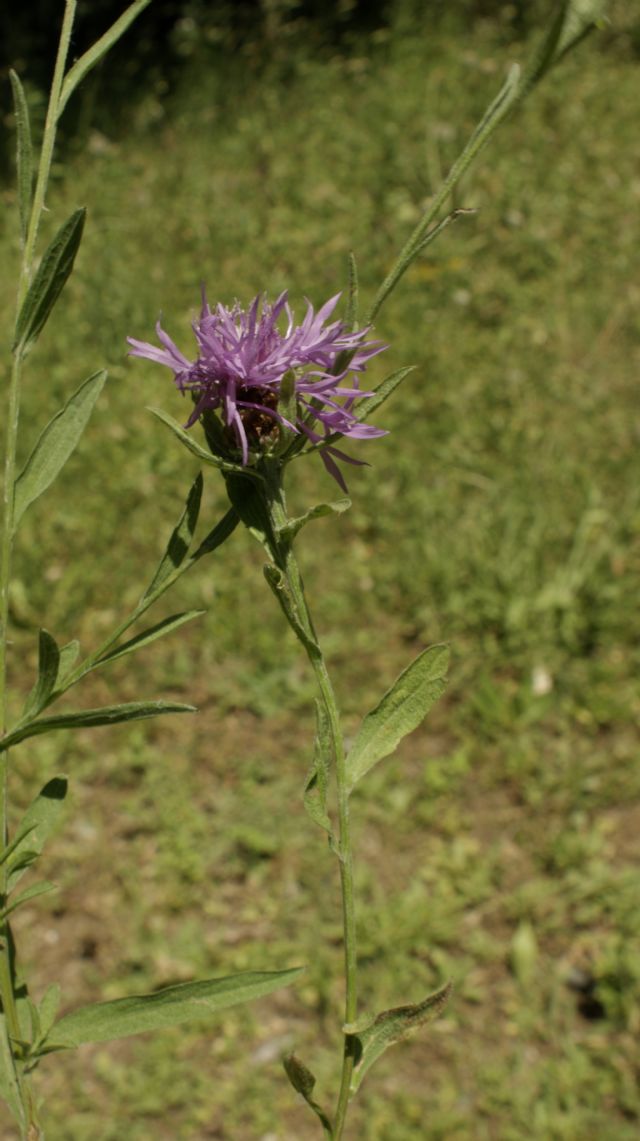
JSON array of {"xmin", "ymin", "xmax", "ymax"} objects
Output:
[
  {"xmin": 353, "ymin": 366, "xmax": 415, "ymax": 426},
  {"xmin": 57, "ymin": 0, "xmax": 153, "ymax": 118},
  {"xmin": 9, "ymin": 71, "xmax": 33, "ymax": 245},
  {"xmin": 346, "ymin": 644, "xmax": 449, "ymax": 792},
  {"xmin": 21, "ymin": 629, "xmax": 60, "ymax": 721},
  {"xmin": 13, "ymin": 370, "xmax": 106, "ymax": 530},
  {"xmin": 303, "ymin": 700, "xmax": 335, "ymax": 847},
  {"xmin": 345, "ymin": 250, "xmax": 359, "ymax": 330},
  {"xmin": 1, "ymin": 881, "xmax": 56, "ymax": 922},
  {"xmin": 0, "ymin": 701, "xmax": 195, "ymax": 753},
  {"xmin": 283, "ymin": 1053, "xmax": 333, "ymax": 1138},
  {"xmin": 142, "ymin": 473, "xmax": 203, "ymax": 600},
  {"xmin": 6, "ymin": 776, "xmax": 67, "ymax": 892},
  {"xmin": 49, "ymin": 968, "xmax": 304, "ymax": 1048},
  {"xmin": 149, "ymin": 407, "xmax": 259, "ymax": 478},
  {"xmin": 96, "ymin": 611, "xmax": 204, "ymax": 668},
  {"xmin": 13, "ymin": 208, "xmax": 86, "ymax": 353},
  {"xmin": 278, "ymin": 498, "xmax": 351, "ymax": 544},
  {"xmin": 225, "ymin": 472, "xmax": 272, "ymax": 550},
  {"xmin": 346, "ymin": 981, "xmax": 452, "ymax": 1094},
  {"xmin": 0, "ymin": 1021, "xmax": 25, "ymax": 1128},
  {"xmin": 191, "ymin": 507, "xmax": 239, "ymax": 561},
  {"xmin": 57, "ymin": 640, "xmax": 81, "ymax": 683}
]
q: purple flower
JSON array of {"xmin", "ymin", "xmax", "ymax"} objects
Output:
[{"xmin": 128, "ymin": 290, "xmax": 387, "ymax": 487}]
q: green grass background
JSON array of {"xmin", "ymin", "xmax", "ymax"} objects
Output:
[{"xmin": 1, "ymin": 4, "xmax": 639, "ymax": 1137}]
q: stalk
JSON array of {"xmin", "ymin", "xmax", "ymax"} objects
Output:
[
  {"xmin": 261, "ymin": 468, "xmax": 358, "ymax": 1139},
  {"xmin": 0, "ymin": 4, "xmax": 77, "ymax": 1134}
]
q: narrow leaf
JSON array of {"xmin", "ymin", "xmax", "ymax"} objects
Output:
[
  {"xmin": 346, "ymin": 644, "xmax": 449, "ymax": 791},
  {"xmin": 191, "ymin": 507, "xmax": 239, "ymax": 562},
  {"xmin": 303, "ymin": 701, "xmax": 335, "ymax": 845},
  {"xmin": 57, "ymin": 640, "xmax": 81, "ymax": 683},
  {"xmin": 224, "ymin": 473, "xmax": 272, "ymax": 550},
  {"xmin": 21, "ymin": 629, "xmax": 60, "ymax": 721},
  {"xmin": 14, "ymin": 208, "xmax": 86, "ymax": 352},
  {"xmin": 7, "ymin": 776, "xmax": 67, "ymax": 892},
  {"xmin": 283, "ymin": 1054, "xmax": 333, "ymax": 1138},
  {"xmin": 347, "ymin": 981, "xmax": 452, "ymax": 1093},
  {"xmin": 2, "ymin": 882, "xmax": 56, "ymax": 921},
  {"xmin": 13, "ymin": 370, "xmax": 106, "ymax": 529},
  {"xmin": 57, "ymin": 0, "xmax": 154, "ymax": 119},
  {"xmin": 149, "ymin": 407, "xmax": 255, "ymax": 476},
  {"xmin": 279, "ymin": 499, "xmax": 351, "ymax": 544},
  {"xmin": 1, "ymin": 702, "xmax": 195, "ymax": 753},
  {"xmin": 96, "ymin": 611, "xmax": 204, "ymax": 667},
  {"xmin": 37, "ymin": 985, "xmax": 62, "ymax": 1044},
  {"xmin": 345, "ymin": 251, "xmax": 359, "ymax": 330},
  {"xmin": 142, "ymin": 473, "xmax": 203, "ymax": 600},
  {"xmin": 0, "ymin": 1019, "xmax": 25, "ymax": 1127},
  {"xmin": 52, "ymin": 968, "xmax": 304, "ymax": 1046},
  {"xmin": 9, "ymin": 71, "xmax": 33, "ymax": 244},
  {"xmin": 352, "ymin": 366, "xmax": 416, "ymax": 426}
]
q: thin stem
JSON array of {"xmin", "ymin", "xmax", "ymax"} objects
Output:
[
  {"xmin": 0, "ymin": 6, "xmax": 77, "ymax": 1133},
  {"xmin": 262, "ymin": 470, "xmax": 358, "ymax": 1139}
]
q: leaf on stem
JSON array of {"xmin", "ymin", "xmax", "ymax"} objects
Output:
[
  {"xmin": 278, "ymin": 498, "xmax": 351, "ymax": 544},
  {"xmin": 148, "ymin": 407, "xmax": 257, "ymax": 477},
  {"xmin": 191, "ymin": 507, "xmax": 240, "ymax": 561},
  {"xmin": 346, "ymin": 644, "xmax": 449, "ymax": 792},
  {"xmin": 96, "ymin": 611, "xmax": 204, "ymax": 667},
  {"xmin": 13, "ymin": 369, "xmax": 106, "ymax": 530},
  {"xmin": 57, "ymin": 0, "xmax": 154, "ymax": 119},
  {"xmin": 345, "ymin": 251, "xmax": 359, "ymax": 330},
  {"xmin": 303, "ymin": 700, "xmax": 335, "ymax": 847},
  {"xmin": 352, "ymin": 366, "xmax": 416, "ymax": 426},
  {"xmin": 1, "ymin": 881, "xmax": 56, "ymax": 922},
  {"xmin": 283, "ymin": 1053, "xmax": 333, "ymax": 1138},
  {"xmin": 57, "ymin": 640, "xmax": 81, "ymax": 683},
  {"xmin": 13, "ymin": 208, "xmax": 86, "ymax": 353},
  {"xmin": 9, "ymin": 71, "xmax": 33, "ymax": 245},
  {"xmin": 1, "ymin": 701, "xmax": 195, "ymax": 753},
  {"xmin": 142, "ymin": 473, "xmax": 203, "ymax": 599},
  {"xmin": 48, "ymin": 968, "xmax": 304, "ymax": 1048},
  {"xmin": 346, "ymin": 981, "xmax": 453, "ymax": 1094},
  {"xmin": 6, "ymin": 776, "xmax": 68, "ymax": 892},
  {"xmin": 21, "ymin": 629, "xmax": 60, "ymax": 721}
]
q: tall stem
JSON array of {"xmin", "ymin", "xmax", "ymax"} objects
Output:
[
  {"xmin": 0, "ymin": 5, "xmax": 77, "ymax": 1136},
  {"xmin": 262, "ymin": 470, "xmax": 357, "ymax": 1139}
]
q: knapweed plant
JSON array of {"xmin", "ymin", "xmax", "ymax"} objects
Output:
[{"xmin": 1, "ymin": 2, "xmax": 605, "ymax": 1136}]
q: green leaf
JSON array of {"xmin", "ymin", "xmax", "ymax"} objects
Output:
[
  {"xmin": 96, "ymin": 611, "xmax": 204, "ymax": 667},
  {"xmin": 303, "ymin": 701, "xmax": 335, "ymax": 846},
  {"xmin": 224, "ymin": 473, "xmax": 272, "ymax": 550},
  {"xmin": 149, "ymin": 407, "xmax": 256, "ymax": 477},
  {"xmin": 347, "ymin": 981, "xmax": 452, "ymax": 1093},
  {"xmin": 555, "ymin": 1, "xmax": 608, "ymax": 60},
  {"xmin": 191, "ymin": 507, "xmax": 239, "ymax": 561},
  {"xmin": 7, "ymin": 776, "xmax": 68, "ymax": 892},
  {"xmin": 346, "ymin": 644, "xmax": 449, "ymax": 792},
  {"xmin": 142, "ymin": 473, "xmax": 203, "ymax": 600},
  {"xmin": 57, "ymin": 640, "xmax": 81, "ymax": 683},
  {"xmin": 1, "ymin": 702, "xmax": 195, "ymax": 753},
  {"xmin": 13, "ymin": 370, "xmax": 106, "ymax": 530},
  {"xmin": 57, "ymin": 0, "xmax": 154, "ymax": 119},
  {"xmin": 352, "ymin": 366, "xmax": 416, "ymax": 426},
  {"xmin": 279, "ymin": 498, "xmax": 351, "ymax": 544},
  {"xmin": 1, "ymin": 882, "xmax": 56, "ymax": 921},
  {"xmin": 13, "ymin": 208, "xmax": 86, "ymax": 353},
  {"xmin": 9, "ymin": 71, "xmax": 33, "ymax": 245},
  {"xmin": 36, "ymin": 985, "xmax": 61, "ymax": 1044},
  {"xmin": 21, "ymin": 629, "xmax": 60, "ymax": 721},
  {"xmin": 51, "ymin": 968, "xmax": 304, "ymax": 1047},
  {"xmin": 283, "ymin": 1053, "xmax": 333, "ymax": 1138},
  {"xmin": 345, "ymin": 251, "xmax": 359, "ymax": 330},
  {"xmin": 0, "ymin": 1018, "xmax": 25, "ymax": 1128}
]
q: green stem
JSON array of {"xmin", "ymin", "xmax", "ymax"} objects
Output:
[
  {"xmin": 0, "ymin": 5, "xmax": 77, "ymax": 1134},
  {"xmin": 261, "ymin": 468, "xmax": 357, "ymax": 1139}
]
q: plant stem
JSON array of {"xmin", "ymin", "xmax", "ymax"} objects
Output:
[{"xmin": 262, "ymin": 469, "xmax": 357, "ymax": 1139}]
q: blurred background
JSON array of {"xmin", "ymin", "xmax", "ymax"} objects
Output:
[{"xmin": 1, "ymin": 1, "xmax": 639, "ymax": 1137}]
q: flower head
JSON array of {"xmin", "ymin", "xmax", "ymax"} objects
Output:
[{"xmin": 128, "ymin": 289, "xmax": 387, "ymax": 486}]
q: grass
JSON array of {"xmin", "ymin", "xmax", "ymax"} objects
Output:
[{"xmin": 0, "ymin": 5, "xmax": 639, "ymax": 1138}]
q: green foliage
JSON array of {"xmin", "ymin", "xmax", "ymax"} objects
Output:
[
  {"xmin": 346, "ymin": 645, "xmax": 449, "ymax": 791},
  {"xmin": 13, "ymin": 209, "xmax": 86, "ymax": 354},
  {"xmin": 12, "ymin": 370, "xmax": 106, "ymax": 530},
  {"xmin": 8, "ymin": 71, "xmax": 33, "ymax": 245},
  {"xmin": 346, "ymin": 981, "xmax": 452, "ymax": 1093},
  {"xmin": 50, "ymin": 968, "xmax": 304, "ymax": 1048}
]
